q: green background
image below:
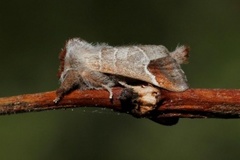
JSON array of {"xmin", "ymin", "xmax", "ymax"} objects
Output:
[{"xmin": 0, "ymin": 0, "xmax": 240, "ymax": 159}]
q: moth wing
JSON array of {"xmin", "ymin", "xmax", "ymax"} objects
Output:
[
  {"xmin": 83, "ymin": 46, "xmax": 188, "ymax": 91},
  {"xmin": 147, "ymin": 56, "xmax": 189, "ymax": 91}
]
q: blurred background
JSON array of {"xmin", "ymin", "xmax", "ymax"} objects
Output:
[{"xmin": 0, "ymin": 0, "xmax": 240, "ymax": 159}]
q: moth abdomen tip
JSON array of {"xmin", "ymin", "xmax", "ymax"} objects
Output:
[{"xmin": 170, "ymin": 45, "xmax": 190, "ymax": 64}]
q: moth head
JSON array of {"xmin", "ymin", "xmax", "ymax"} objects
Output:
[
  {"xmin": 66, "ymin": 38, "xmax": 93, "ymax": 53},
  {"xmin": 57, "ymin": 38, "xmax": 93, "ymax": 79}
]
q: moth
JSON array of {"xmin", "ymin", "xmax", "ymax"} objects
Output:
[{"xmin": 54, "ymin": 38, "xmax": 189, "ymax": 103}]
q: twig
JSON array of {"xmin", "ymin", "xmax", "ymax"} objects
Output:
[
  {"xmin": 0, "ymin": 88, "xmax": 240, "ymax": 118},
  {"xmin": 0, "ymin": 88, "xmax": 239, "ymax": 120},
  {"xmin": 158, "ymin": 89, "xmax": 240, "ymax": 118}
]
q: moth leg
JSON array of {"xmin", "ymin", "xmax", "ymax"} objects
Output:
[
  {"xmin": 118, "ymin": 81, "xmax": 149, "ymax": 88},
  {"xmin": 81, "ymin": 70, "xmax": 116, "ymax": 99},
  {"xmin": 118, "ymin": 81, "xmax": 133, "ymax": 88},
  {"xmin": 101, "ymin": 84, "xmax": 113, "ymax": 99},
  {"xmin": 54, "ymin": 70, "xmax": 80, "ymax": 103}
]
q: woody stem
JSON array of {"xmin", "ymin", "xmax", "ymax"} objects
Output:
[{"xmin": 0, "ymin": 88, "xmax": 239, "ymax": 118}]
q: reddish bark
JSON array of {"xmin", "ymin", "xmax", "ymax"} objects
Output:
[{"xmin": 0, "ymin": 88, "xmax": 239, "ymax": 119}]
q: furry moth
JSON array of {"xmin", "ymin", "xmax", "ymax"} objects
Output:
[{"xmin": 54, "ymin": 38, "xmax": 189, "ymax": 103}]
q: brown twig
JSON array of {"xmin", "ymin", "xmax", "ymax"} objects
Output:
[
  {"xmin": 158, "ymin": 89, "xmax": 240, "ymax": 118},
  {"xmin": 0, "ymin": 88, "xmax": 239, "ymax": 120}
]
